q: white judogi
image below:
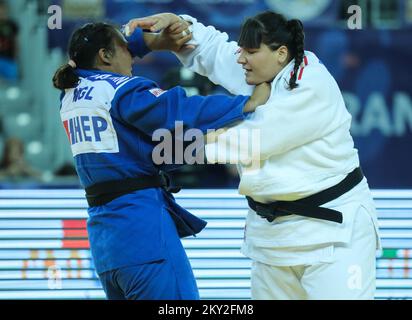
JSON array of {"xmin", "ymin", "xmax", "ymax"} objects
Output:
[{"xmin": 176, "ymin": 15, "xmax": 381, "ymax": 299}]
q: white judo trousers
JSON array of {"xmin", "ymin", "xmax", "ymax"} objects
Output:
[{"xmin": 250, "ymin": 204, "xmax": 377, "ymax": 300}]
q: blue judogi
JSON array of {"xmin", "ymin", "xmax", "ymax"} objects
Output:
[{"xmin": 59, "ymin": 64, "xmax": 249, "ymax": 299}]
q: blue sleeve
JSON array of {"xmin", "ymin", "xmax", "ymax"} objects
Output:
[
  {"xmin": 111, "ymin": 80, "xmax": 249, "ymax": 137},
  {"xmin": 125, "ymin": 28, "xmax": 151, "ymax": 58}
]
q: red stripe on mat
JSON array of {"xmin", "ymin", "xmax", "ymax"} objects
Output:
[
  {"xmin": 62, "ymin": 239, "xmax": 90, "ymax": 249},
  {"xmin": 64, "ymin": 229, "xmax": 88, "ymax": 238},
  {"xmin": 63, "ymin": 220, "xmax": 87, "ymax": 229}
]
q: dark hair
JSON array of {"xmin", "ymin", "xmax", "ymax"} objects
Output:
[
  {"xmin": 238, "ymin": 11, "xmax": 305, "ymax": 90},
  {"xmin": 52, "ymin": 22, "xmax": 119, "ymax": 90}
]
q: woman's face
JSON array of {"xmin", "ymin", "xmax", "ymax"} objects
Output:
[
  {"xmin": 237, "ymin": 43, "xmax": 289, "ymax": 85},
  {"xmin": 105, "ymin": 31, "xmax": 133, "ymax": 76}
]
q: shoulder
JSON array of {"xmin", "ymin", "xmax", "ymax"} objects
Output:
[
  {"xmin": 84, "ymin": 74, "xmax": 149, "ymax": 90},
  {"xmin": 303, "ymin": 51, "xmax": 334, "ymax": 83},
  {"xmin": 79, "ymin": 73, "xmax": 158, "ymax": 98},
  {"xmin": 111, "ymin": 76, "xmax": 159, "ymax": 101},
  {"xmin": 284, "ymin": 51, "xmax": 336, "ymax": 93}
]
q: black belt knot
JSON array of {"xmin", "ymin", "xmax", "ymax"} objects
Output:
[
  {"xmin": 85, "ymin": 171, "xmax": 181, "ymax": 207},
  {"xmin": 247, "ymin": 167, "xmax": 364, "ymax": 224},
  {"xmin": 159, "ymin": 171, "xmax": 182, "ymax": 193},
  {"xmin": 252, "ymin": 202, "xmax": 289, "ymax": 222}
]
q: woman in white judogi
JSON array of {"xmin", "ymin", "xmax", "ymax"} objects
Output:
[{"xmin": 126, "ymin": 11, "xmax": 381, "ymax": 300}]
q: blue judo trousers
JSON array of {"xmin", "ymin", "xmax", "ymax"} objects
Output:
[{"xmin": 59, "ymin": 29, "xmax": 250, "ymax": 300}]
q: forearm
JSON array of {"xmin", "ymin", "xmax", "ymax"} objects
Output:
[
  {"xmin": 176, "ymin": 15, "xmax": 253, "ymax": 96},
  {"xmin": 130, "ymin": 13, "xmax": 189, "ymax": 52},
  {"xmin": 125, "ymin": 28, "xmax": 152, "ymax": 58},
  {"xmin": 243, "ymin": 98, "xmax": 262, "ymax": 113}
]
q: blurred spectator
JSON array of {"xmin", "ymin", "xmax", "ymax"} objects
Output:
[
  {"xmin": 37, "ymin": 0, "xmax": 52, "ymax": 15},
  {"xmin": 52, "ymin": 162, "xmax": 81, "ymax": 187},
  {"xmin": 62, "ymin": 0, "xmax": 105, "ymax": 19},
  {"xmin": 0, "ymin": 137, "xmax": 39, "ymax": 180},
  {"xmin": 407, "ymin": 0, "xmax": 412, "ymax": 22},
  {"xmin": 54, "ymin": 162, "xmax": 77, "ymax": 176},
  {"xmin": 0, "ymin": 0, "xmax": 18, "ymax": 83}
]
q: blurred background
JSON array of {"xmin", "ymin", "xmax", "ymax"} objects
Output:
[
  {"xmin": 0, "ymin": 0, "xmax": 411, "ymax": 189},
  {"xmin": 0, "ymin": 0, "xmax": 411, "ymax": 300}
]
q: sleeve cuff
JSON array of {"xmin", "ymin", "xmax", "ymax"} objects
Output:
[
  {"xmin": 178, "ymin": 15, "xmax": 198, "ymax": 47},
  {"xmin": 125, "ymin": 27, "xmax": 152, "ymax": 58},
  {"xmin": 179, "ymin": 14, "xmax": 198, "ymax": 25}
]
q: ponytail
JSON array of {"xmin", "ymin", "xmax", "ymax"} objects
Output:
[
  {"xmin": 52, "ymin": 63, "xmax": 79, "ymax": 90},
  {"xmin": 52, "ymin": 22, "xmax": 119, "ymax": 90},
  {"xmin": 287, "ymin": 19, "xmax": 305, "ymax": 90}
]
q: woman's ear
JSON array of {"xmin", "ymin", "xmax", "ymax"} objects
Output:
[
  {"xmin": 98, "ymin": 48, "xmax": 112, "ymax": 66},
  {"xmin": 277, "ymin": 45, "xmax": 289, "ymax": 64}
]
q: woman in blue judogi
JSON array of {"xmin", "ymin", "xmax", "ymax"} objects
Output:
[{"xmin": 53, "ymin": 22, "xmax": 270, "ymax": 300}]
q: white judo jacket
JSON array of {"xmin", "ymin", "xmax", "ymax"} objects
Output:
[{"xmin": 177, "ymin": 15, "xmax": 380, "ymax": 266}]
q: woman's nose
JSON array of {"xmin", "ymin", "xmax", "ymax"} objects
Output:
[{"xmin": 236, "ymin": 50, "xmax": 246, "ymax": 65}]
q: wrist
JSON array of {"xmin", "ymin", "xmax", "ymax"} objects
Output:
[
  {"xmin": 243, "ymin": 98, "xmax": 257, "ymax": 113},
  {"xmin": 126, "ymin": 28, "xmax": 152, "ymax": 58}
]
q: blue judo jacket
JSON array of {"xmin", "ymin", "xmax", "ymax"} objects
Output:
[{"xmin": 59, "ymin": 68, "xmax": 249, "ymax": 273}]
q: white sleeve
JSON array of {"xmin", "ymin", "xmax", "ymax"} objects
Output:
[
  {"xmin": 205, "ymin": 64, "xmax": 351, "ymax": 164},
  {"xmin": 175, "ymin": 15, "xmax": 253, "ymax": 96}
]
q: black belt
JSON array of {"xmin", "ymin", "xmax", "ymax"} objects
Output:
[
  {"xmin": 85, "ymin": 171, "xmax": 181, "ymax": 207},
  {"xmin": 246, "ymin": 167, "xmax": 364, "ymax": 224}
]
